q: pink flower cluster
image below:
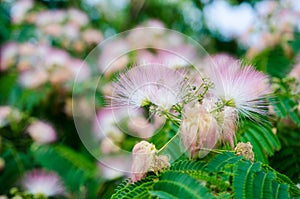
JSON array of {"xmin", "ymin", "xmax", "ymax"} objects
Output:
[
  {"xmin": 110, "ymin": 54, "xmax": 270, "ymax": 182},
  {"xmin": 97, "ymin": 20, "xmax": 198, "ymax": 77},
  {"xmin": 10, "ymin": 0, "xmax": 103, "ymax": 53},
  {"xmin": 0, "ymin": 42, "xmax": 90, "ymax": 88}
]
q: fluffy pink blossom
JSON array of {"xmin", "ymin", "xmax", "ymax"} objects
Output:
[
  {"xmin": 130, "ymin": 141, "xmax": 169, "ymax": 182},
  {"xmin": 26, "ymin": 121, "xmax": 57, "ymax": 144},
  {"xmin": 21, "ymin": 169, "xmax": 64, "ymax": 196},
  {"xmin": 220, "ymin": 106, "xmax": 238, "ymax": 148},
  {"xmin": 206, "ymin": 55, "xmax": 270, "ymax": 117},
  {"xmin": 131, "ymin": 141, "xmax": 156, "ymax": 182},
  {"xmin": 180, "ymin": 102, "xmax": 220, "ymax": 158},
  {"xmin": 112, "ymin": 65, "xmax": 189, "ymax": 110}
]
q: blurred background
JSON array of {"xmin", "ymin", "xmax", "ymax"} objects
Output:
[{"xmin": 0, "ymin": 0, "xmax": 300, "ymax": 198}]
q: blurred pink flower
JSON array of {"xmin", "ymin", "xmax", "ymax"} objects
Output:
[
  {"xmin": 98, "ymin": 39, "xmax": 130, "ymax": 76},
  {"xmin": 112, "ymin": 65, "xmax": 189, "ymax": 110},
  {"xmin": 206, "ymin": 55, "xmax": 270, "ymax": 117},
  {"xmin": 93, "ymin": 108, "xmax": 127, "ymax": 141},
  {"xmin": 26, "ymin": 121, "xmax": 57, "ymax": 144},
  {"xmin": 62, "ymin": 23, "xmax": 80, "ymax": 41},
  {"xmin": 82, "ymin": 29, "xmax": 103, "ymax": 44},
  {"xmin": 128, "ymin": 115, "xmax": 165, "ymax": 139},
  {"xmin": 0, "ymin": 106, "xmax": 21, "ymax": 127},
  {"xmin": 137, "ymin": 47, "xmax": 195, "ymax": 69},
  {"xmin": 42, "ymin": 24, "xmax": 63, "ymax": 37},
  {"xmin": 19, "ymin": 69, "xmax": 48, "ymax": 88},
  {"xmin": 10, "ymin": 0, "xmax": 33, "ymax": 24},
  {"xmin": 21, "ymin": 169, "xmax": 64, "ymax": 196},
  {"xmin": 98, "ymin": 156, "xmax": 131, "ymax": 180},
  {"xmin": 180, "ymin": 102, "xmax": 220, "ymax": 158},
  {"xmin": 34, "ymin": 10, "xmax": 67, "ymax": 26},
  {"xmin": 100, "ymin": 137, "xmax": 120, "ymax": 154},
  {"xmin": 67, "ymin": 59, "xmax": 91, "ymax": 82},
  {"xmin": 67, "ymin": 9, "xmax": 89, "ymax": 27},
  {"xmin": 0, "ymin": 42, "xmax": 18, "ymax": 71}
]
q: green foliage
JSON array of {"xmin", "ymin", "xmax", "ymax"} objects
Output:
[
  {"xmin": 0, "ymin": 73, "xmax": 51, "ymax": 112},
  {"xmin": 111, "ymin": 152, "xmax": 300, "ymax": 199},
  {"xmin": 152, "ymin": 171, "xmax": 214, "ymax": 199},
  {"xmin": 0, "ymin": 142, "xmax": 33, "ymax": 194},
  {"xmin": 31, "ymin": 144, "xmax": 101, "ymax": 198},
  {"xmin": 252, "ymin": 46, "xmax": 293, "ymax": 78},
  {"xmin": 238, "ymin": 120, "xmax": 281, "ymax": 163}
]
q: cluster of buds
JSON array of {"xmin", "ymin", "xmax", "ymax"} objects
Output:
[{"xmin": 234, "ymin": 142, "xmax": 255, "ymax": 162}]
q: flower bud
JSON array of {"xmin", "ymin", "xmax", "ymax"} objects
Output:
[
  {"xmin": 130, "ymin": 141, "xmax": 169, "ymax": 182},
  {"xmin": 235, "ymin": 142, "xmax": 254, "ymax": 162}
]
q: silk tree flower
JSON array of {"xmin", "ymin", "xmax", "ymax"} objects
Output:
[
  {"xmin": 26, "ymin": 121, "xmax": 57, "ymax": 144},
  {"xmin": 219, "ymin": 106, "xmax": 238, "ymax": 148},
  {"xmin": 206, "ymin": 56, "xmax": 270, "ymax": 117},
  {"xmin": 21, "ymin": 169, "xmax": 65, "ymax": 196},
  {"xmin": 131, "ymin": 141, "xmax": 169, "ymax": 182},
  {"xmin": 180, "ymin": 102, "xmax": 220, "ymax": 159},
  {"xmin": 112, "ymin": 65, "xmax": 189, "ymax": 110}
]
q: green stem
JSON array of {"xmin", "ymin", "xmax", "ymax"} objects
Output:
[
  {"xmin": 198, "ymin": 147, "xmax": 233, "ymax": 154},
  {"xmin": 157, "ymin": 132, "xmax": 179, "ymax": 153}
]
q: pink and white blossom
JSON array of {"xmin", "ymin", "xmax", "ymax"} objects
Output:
[
  {"xmin": 180, "ymin": 102, "xmax": 220, "ymax": 158},
  {"xmin": 206, "ymin": 55, "xmax": 270, "ymax": 117},
  {"xmin": 130, "ymin": 141, "xmax": 169, "ymax": 182},
  {"xmin": 26, "ymin": 121, "xmax": 57, "ymax": 144},
  {"xmin": 21, "ymin": 169, "xmax": 64, "ymax": 196},
  {"xmin": 112, "ymin": 65, "xmax": 189, "ymax": 110}
]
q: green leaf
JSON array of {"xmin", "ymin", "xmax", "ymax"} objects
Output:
[
  {"xmin": 233, "ymin": 161, "xmax": 262, "ymax": 199},
  {"xmin": 149, "ymin": 190, "xmax": 179, "ymax": 199},
  {"xmin": 272, "ymin": 182, "xmax": 289, "ymax": 199},
  {"xmin": 170, "ymin": 160, "xmax": 206, "ymax": 171},
  {"xmin": 111, "ymin": 175, "xmax": 157, "ymax": 199},
  {"xmin": 252, "ymin": 46, "xmax": 293, "ymax": 78},
  {"xmin": 238, "ymin": 121, "xmax": 281, "ymax": 163},
  {"xmin": 206, "ymin": 152, "xmax": 242, "ymax": 172},
  {"xmin": 253, "ymin": 171, "xmax": 275, "ymax": 199},
  {"xmin": 153, "ymin": 171, "xmax": 214, "ymax": 199}
]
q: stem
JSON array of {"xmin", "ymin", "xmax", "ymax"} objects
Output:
[
  {"xmin": 162, "ymin": 111, "xmax": 181, "ymax": 127},
  {"xmin": 197, "ymin": 86, "xmax": 209, "ymax": 99},
  {"xmin": 198, "ymin": 147, "xmax": 233, "ymax": 154},
  {"xmin": 157, "ymin": 132, "xmax": 179, "ymax": 153}
]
